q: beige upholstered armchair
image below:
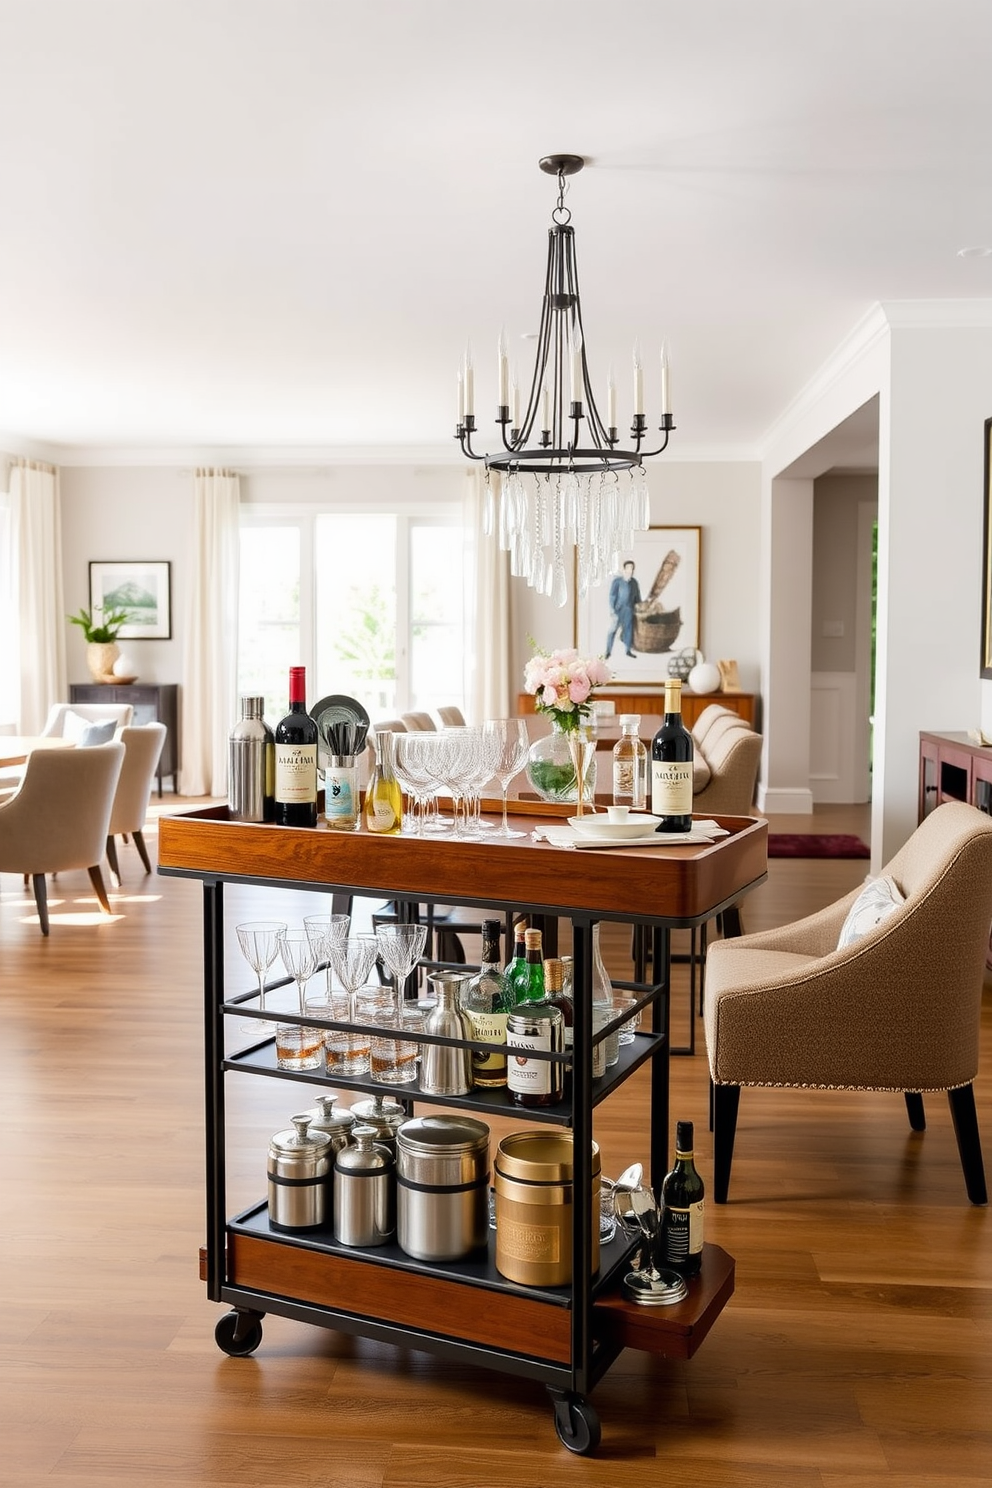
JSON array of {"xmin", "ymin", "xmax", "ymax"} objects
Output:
[
  {"xmin": 41, "ymin": 702, "xmax": 134, "ymax": 737},
  {"xmin": 704, "ymin": 801, "xmax": 992, "ymax": 1205},
  {"xmin": 106, "ymin": 724, "xmax": 167, "ymax": 881},
  {"xmin": 0, "ymin": 742, "xmax": 124, "ymax": 935}
]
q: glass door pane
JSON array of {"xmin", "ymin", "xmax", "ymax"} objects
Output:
[
  {"xmin": 314, "ymin": 514, "xmax": 398, "ymax": 716},
  {"xmin": 410, "ymin": 523, "xmax": 464, "ymax": 716},
  {"xmin": 238, "ymin": 525, "xmax": 301, "ymax": 720}
]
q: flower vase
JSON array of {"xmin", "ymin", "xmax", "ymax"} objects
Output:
[
  {"xmin": 525, "ymin": 721, "xmax": 597, "ymax": 806},
  {"xmin": 86, "ymin": 641, "xmax": 120, "ymax": 682}
]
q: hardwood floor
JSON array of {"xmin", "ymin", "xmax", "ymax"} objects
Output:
[{"xmin": 1, "ymin": 801, "xmax": 990, "ymax": 1484}]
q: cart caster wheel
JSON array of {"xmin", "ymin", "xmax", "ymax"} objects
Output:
[
  {"xmin": 214, "ymin": 1310, "xmax": 264, "ymax": 1357},
  {"xmin": 550, "ymin": 1391, "xmax": 601, "ymax": 1455}
]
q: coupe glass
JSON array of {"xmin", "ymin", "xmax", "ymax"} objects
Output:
[
  {"xmin": 375, "ymin": 921, "xmax": 428, "ymax": 1003},
  {"xmin": 482, "ymin": 718, "xmax": 530, "ymax": 838},
  {"xmin": 329, "ymin": 933, "xmax": 381, "ymax": 1005},
  {"xmin": 276, "ymin": 927, "xmax": 319, "ymax": 1015},
  {"xmin": 235, "ymin": 919, "xmax": 287, "ymax": 1031}
]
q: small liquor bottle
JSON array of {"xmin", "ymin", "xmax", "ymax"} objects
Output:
[
  {"xmin": 659, "ymin": 1120, "xmax": 705, "ymax": 1277},
  {"xmin": 273, "ymin": 667, "xmax": 318, "ymax": 828},
  {"xmin": 364, "ymin": 730, "xmax": 403, "ymax": 834},
  {"xmin": 651, "ymin": 678, "xmax": 694, "ymax": 832},
  {"xmin": 612, "ymin": 713, "xmax": 648, "ymax": 810},
  {"xmin": 463, "ymin": 919, "xmax": 510, "ymax": 1089},
  {"xmin": 504, "ymin": 918, "xmax": 528, "ymax": 1001},
  {"xmin": 506, "ymin": 929, "xmax": 564, "ymax": 1108}
]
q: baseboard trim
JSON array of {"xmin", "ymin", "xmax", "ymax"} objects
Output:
[{"xmin": 756, "ymin": 784, "xmax": 816, "ymax": 814}]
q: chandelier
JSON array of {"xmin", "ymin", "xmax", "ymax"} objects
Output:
[{"xmin": 456, "ymin": 154, "xmax": 675, "ymax": 607}]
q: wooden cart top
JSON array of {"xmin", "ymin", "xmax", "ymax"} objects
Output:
[{"xmin": 158, "ymin": 805, "xmax": 767, "ymax": 925}]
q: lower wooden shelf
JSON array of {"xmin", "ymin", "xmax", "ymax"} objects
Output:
[{"xmin": 200, "ymin": 1212, "xmax": 734, "ymax": 1367}]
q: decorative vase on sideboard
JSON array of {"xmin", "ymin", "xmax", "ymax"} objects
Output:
[{"xmin": 86, "ymin": 641, "xmax": 120, "ymax": 682}]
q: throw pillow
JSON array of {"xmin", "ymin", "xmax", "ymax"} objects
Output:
[
  {"xmin": 836, "ymin": 874, "xmax": 905, "ymax": 950},
  {"xmin": 78, "ymin": 719, "xmax": 116, "ymax": 747},
  {"xmin": 61, "ymin": 709, "xmax": 94, "ymax": 742}
]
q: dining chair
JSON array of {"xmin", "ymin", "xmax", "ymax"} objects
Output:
[
  {"xmin": 106, "ymin": 724, "xmax": 167, "ymax": 882},
  {"xmin": 401, "ymin": 712, "xmax": 436, "ymax": 732},
  {"xmin": 437, "ymin": 705, "xmax": 467, "ymax": 727},
  {"xmin": 704, "ymin": 800, "xmax": 992, "ymax": 1204},
  {"xmin": 0, "ymin": 742, "xmax": 125, "ymax": 935}
]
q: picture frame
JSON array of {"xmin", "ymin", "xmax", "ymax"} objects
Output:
[
  {"xmin": 89, "ymin": 560, "xmax": 172, "ymax": 640},
  {"xmin": 982, "ymin": 418, "xmax": 992, "ymax": 678},
  {"xmin": 574, "ymin": 525, "xmax": 701, "ymax": 683}
]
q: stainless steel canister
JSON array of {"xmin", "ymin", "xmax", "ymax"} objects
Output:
[
  {"xmin": 395, "ymin": 1115, "xmax": 490, "ymax": 1262},
  {"xmin": 494, "ymin": 1130, "xmax": 601, "ymax": 1286},
  {"xmin": 333, "ymin": 1125, "xmax": 395, "ymax": 1247},
  {"xmin": 303, "ymin": 1096, "xmax": 355, "ymax": 1158},
  {"xmin": 347, "ymin": 1094, "xmax": 405, "ymax": 1158},
  {"xmin": 267, "ymin": 1114, "xmax": 333, "ymax": 1231},
  {"xmin": 229, "ymin": 695, "xmax": 274, "ymax": 822}
]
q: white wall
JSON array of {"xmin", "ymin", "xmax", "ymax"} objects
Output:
[
  {"xmin": 58, "ymin": 466, "xmax": 192, "ymax": 686},
  {"xmin": 510, "ymin": 460, "xmax": 762, "ymax": 699}
]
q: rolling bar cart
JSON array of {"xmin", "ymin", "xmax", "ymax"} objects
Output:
[{"xmin": 158, "ymin": 804, "xmax": 766, "ymax": 1453}]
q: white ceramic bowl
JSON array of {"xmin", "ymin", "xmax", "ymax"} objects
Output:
[{"xmin": 568, "ymin": 812, "xmax": 660, "ymax": 840}]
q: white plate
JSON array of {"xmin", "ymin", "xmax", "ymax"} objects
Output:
[{"xmin": 568, "ymin": 812, "xmax": 660, "ymax": 840}]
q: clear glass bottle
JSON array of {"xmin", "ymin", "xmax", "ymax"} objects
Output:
[
  {"xmin": 612, "ymin": 713, "xmax": 647, "ymax": 810},
  {"xmin": 463, "ymin": 919, "xmax": 510, "ymax": 1088},
  {"xmin": 591, "ymin": 922, "xmax": 619, "ymax": 1068},
  {"xmin": 364, "ymin": 729, "xmax": 403, "ymax": 834}
]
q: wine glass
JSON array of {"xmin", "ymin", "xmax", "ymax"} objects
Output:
[
  {"xmin": 482, "ymin": 718, "xmax": 530, "ymax": 838},
  {"xmin": 375, "ymin": 921, "xmax": 428, "ymax": 1005},
  {"xmin": 303, "ymin": 912, "xmax": 351, "ymax": 992},
  {"xmin": 329, "ymin": 933, "xmax": 381, "ymax": 1007},
  {"xmin": 276, "ymin": 927, "xmax": 319, "ymax": 1015},
  {"xmin": 235, "ymin": 919, "xmax": 286, "ymax": 1031}
]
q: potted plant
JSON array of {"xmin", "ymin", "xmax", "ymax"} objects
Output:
[{"xmin": 67, "ymin": 605, "xmax": 132, "ymax": 683}]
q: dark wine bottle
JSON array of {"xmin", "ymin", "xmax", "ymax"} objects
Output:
[
  {"xmin": 659, "ymin": 1120, "xmax": 705, "ymax": 1277},
  {"xmin": 273, "ymin": 666, "xmax": 318, "ymax": 828},
  {"xmin": 651, "ymin": 678, "xmax": 694, "ymax": 832}
]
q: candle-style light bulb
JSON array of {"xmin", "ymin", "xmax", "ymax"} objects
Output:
[
  {"xmin": 457, "ymin": 369, "xmax": 465, "ymax": 424},
  {"xmin": 660, "ymin": 341, "xmax": 671, "ymax": 417},
  {"xmin": 607, "ymin": 364, "xmax": 617, "ymax": 429},
  {"xmin": 633, "ymin": 342, "xmax": 644, "ymax": 416},
  {"xmin": 570, "ymin": 320, "xmax": 584, "ymax": 403},
  {"xmin": 541, "ymin": 381, "xmax": 551, "ymax": 433},
  {"xmin": 512, "ymin": 369, "xmax": 520, "ymax": 431},
  {"xmin": 464, "ymin": 344, "xmax": 474, "ymax": 416},
  {"xmin": 498, "ymin": 328, "xmax": 509, "ymax": 408}
]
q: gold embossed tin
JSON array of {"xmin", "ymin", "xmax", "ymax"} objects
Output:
[{"xmin": 494, "ymin": 1131, "xmax": 600, "ymax": 1286}]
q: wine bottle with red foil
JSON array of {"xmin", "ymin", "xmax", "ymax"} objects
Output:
[{"xmin": 273, "ymin": 666, "xmax": 318, "ymax": 828}]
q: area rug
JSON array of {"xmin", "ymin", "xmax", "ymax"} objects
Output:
[{"xmin": 767, "ymin": 833, "xmax": 870, "ymax": 859}]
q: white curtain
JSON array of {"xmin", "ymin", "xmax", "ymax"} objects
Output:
[
  {"xmin": 180, "ymin": 468, "xmax": 240, "ymax": 796},
  {"xmin": 9, "ymin": 459, "xmax": 66, "ymax": 733},
  {"xmin": 463, "ymin": 467, "xmax": 511, "ymax": 722}
]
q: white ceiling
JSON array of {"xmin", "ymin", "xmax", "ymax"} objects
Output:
[{"xmin": 2, "ymin": 0, "xmax": 992, "ymax": 465}]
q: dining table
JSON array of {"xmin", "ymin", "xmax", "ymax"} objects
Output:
[{"xmin": 0, "ymin": 736, "xmax": 75, "ymax": 769}]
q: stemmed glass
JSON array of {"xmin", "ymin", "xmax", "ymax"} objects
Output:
[
  {"xmin": 375, "ymin": 921, "xmax": 428, "ymax": 1005},
  {"xmin": 482, "ymin": 718, "xmax": 530, "ymax": 838},
  {"xmin": 303, "ymin": 912, "xmax": 351, "ymax": 992},
  {"xmin": 276, "ymin": 928, "xmax": 319, "ymax": 1015},
  {"xmin": 236, "ymin": 919, "xmax": 287, "ymax": 1031},
  {"xmin": 329, "ymin": 933, "xmax": 381, "ymax": 1008},
  {"xmin": 430, "ymin": 728, "xmax": 477, "ymax": 837}
]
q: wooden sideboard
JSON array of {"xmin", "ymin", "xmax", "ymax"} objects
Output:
[
  {"xmin": 919, "ymin": 731, "xmax": 992, "ymax": 820},
  {"xmin": 517, "ymin": 689, "xmax": 757, "ymax": 731},
  {"xmin": 70, "ymin": 682, "xmax": 179, "ymax": 795}
]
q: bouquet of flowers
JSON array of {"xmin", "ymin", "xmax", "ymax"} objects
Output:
[{"xmin": 523, "ymin": 646, "xmax": 611, "ymax": 734}]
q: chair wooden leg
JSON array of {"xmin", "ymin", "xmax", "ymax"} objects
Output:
[
  {"xmin": 31, "ymin": 873, "xmax": 50, "ymax": 936},
  {"xmin": 712, "ymin": 1082, "xmax": 741, "ymax": 1203},
  {"xmin": 947, "ymin": 1084, "xmax": 988, "ymax": 1205},
  {"xmin": 106, "ymin": 835, "xmax": 122, "ymax": 885},
  {"xmin": 88, "ymin": 865, "xmax": 113, "ymax": 915},
  {"xmin": 904, "ymin": 1091, "xmax": 926, "ymax": 1131},
  {"xmin": 133, "ymin": 829, "xmax": 153, "ymax": 875}
]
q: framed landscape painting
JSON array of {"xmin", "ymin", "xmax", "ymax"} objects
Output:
[
  {"xmin": 89, "ymin": 560, "xmax": 172, "ymax": 640},
  {"xmin": 575, "ymin": 525, "xmax": 701, "ymax": 684}
]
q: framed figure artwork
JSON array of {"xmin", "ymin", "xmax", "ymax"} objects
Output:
[
  {"xmin": 89, "ymin": 560, "xmax": 172, "ymax": 640},
  {"xmin": 575, "ymin": 526, "xmax": 701, "ymax": 683}
]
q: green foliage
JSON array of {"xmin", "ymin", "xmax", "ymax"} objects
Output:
[
  {"xmin": 67, "ymin": 606, "xmax": 131, "ymax": 643},
  {"xmin": 333, "ymin": 586, "xmax": 396, "ymax": 682}
]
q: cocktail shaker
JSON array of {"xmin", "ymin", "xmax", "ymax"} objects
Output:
[
  {"xmin": 333, "ymin": 1125, "xmax": 395, "ymax": 1246},
  {"xmin": 420, "ymin": 972, "xmax": 474, "ymax": 1096},
  {"xmin": 229, "ymin": 695, "xmax": 274, "ymax": 822}
]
